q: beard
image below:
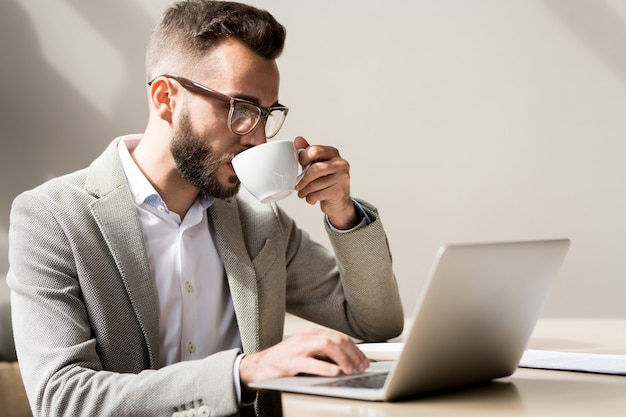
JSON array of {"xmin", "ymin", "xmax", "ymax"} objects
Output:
[{"xmin": 170, "ymin": 110, "xmax": 240, "ymax": 199}]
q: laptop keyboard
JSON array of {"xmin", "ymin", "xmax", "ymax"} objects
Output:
[{"xmin": 315, "ymin": 372, "xmax": 389, "ymax": 389}]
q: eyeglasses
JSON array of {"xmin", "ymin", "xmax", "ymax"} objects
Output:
[{"xmin": 148, "ymin": 74, "xmax": 289, "ymax": 139}]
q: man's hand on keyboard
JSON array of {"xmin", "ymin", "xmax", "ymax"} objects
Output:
[{"xmin": 240, "ymin": 328, "xmax": 370, "ymax": 388}]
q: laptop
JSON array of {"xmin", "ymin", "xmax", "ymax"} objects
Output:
[{"xmin": 249, "ymin": 238, "xmax": 570, "ymax": 401}]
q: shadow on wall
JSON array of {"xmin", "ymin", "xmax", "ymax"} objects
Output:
[
  {"xmin": 0, "ymin": 0, "xmax": 154, "ymax": 235},
  {"xmin": 541, "ymin": 0, "xmax": 626, "ymax": 85}
]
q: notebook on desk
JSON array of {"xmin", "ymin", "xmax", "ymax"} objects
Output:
[{"xmin": 249, "ymin": 238, "xmax": 570, "ymax": 401}]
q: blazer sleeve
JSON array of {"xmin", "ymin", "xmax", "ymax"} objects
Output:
[{"xmin": 283, "ymin": 198, "xmax": 404, "ymax": 342}]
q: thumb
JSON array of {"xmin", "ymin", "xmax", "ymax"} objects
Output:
[{"xmin": 294, "ymin": 136, "xmax": 310, "ymax": 150}]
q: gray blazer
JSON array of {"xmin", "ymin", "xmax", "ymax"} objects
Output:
[{"xmin": 7, "ymin": 138, "xmax": 403, "ymax": 417}]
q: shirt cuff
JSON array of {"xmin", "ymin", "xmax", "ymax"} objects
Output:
[
  {"xmin": 325, "ymin": 199, "xmax": 371, "ymax": 233},
  {"xmin": 233, "ymin": 353, "xmax": 256, "ymax": 406}
]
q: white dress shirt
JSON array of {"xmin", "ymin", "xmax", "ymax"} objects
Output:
[{"xmin": 118, "ymin": 136, "xmax": 242, "ymax": 368}]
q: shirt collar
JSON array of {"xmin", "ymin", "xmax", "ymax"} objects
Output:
[{"xmin": 117, "ymin": 135, "xmax": 215, "ymax": 212}]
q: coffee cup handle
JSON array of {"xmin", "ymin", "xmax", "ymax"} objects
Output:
[{"xmin": 296, "ymin": 148, "xmax": 311, "ymax": 184}]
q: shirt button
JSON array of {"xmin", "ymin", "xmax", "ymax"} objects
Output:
[
  {"xmin": 188, "ymin": 342, "xmax": 196, "ymax": 354},
  {"xmin": 185, "ymin": 281, "xmax": 194, "ymax": 293},
  {"xmin": 157, "ymin": 205, "xmax": 166, "ymax": 212}
]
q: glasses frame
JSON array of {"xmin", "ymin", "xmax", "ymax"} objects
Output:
[{"xmin": 148, "ymin": 73, "xmax": 289, "ymax": 139}]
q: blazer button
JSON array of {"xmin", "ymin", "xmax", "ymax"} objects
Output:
[
  {"xmin": 198, "ymin": 405, "xmax": 210, "ymax": 416},
  {"xmin": 187, "ymin": 409, "xmax": 199, "ymax": 417}
]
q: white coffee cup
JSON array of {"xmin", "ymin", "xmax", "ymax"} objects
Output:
[{"xmin": 231, "ymin": 140, "xmax": 307, "ymax": 203}]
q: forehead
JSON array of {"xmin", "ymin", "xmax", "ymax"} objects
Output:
[{"xmin": 199, "ymin": 39, "xmax": 280, "ymax": 105}]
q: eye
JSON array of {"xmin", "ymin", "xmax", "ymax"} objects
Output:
[{"xmin": 230, "ymin": 101, "xmax": 260, "ymax": 133}]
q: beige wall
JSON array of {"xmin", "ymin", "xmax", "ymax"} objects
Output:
[{"xmin": 1, "ymin": 0, "xmax": 625, "ymax": 317}]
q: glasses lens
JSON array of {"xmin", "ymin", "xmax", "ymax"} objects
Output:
[
  {"xmin": 264, "ymin": 109, "xmax": 288, "ymax": 139},
  {"xmin": 230, "ymin": 101, "xmax": 260, "ymax": 135},
  {"xmin": 230, "ymin": 100, "xmax": 288, "ymax": 138}
]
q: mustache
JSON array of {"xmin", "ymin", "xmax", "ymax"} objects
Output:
[
  {"xmin": 205, "ymin": 147, "xmax": 243, "ymax": 168},
  {"xmin": 216, "ymin": 152, "xmax": 236, "ymax": 166}
]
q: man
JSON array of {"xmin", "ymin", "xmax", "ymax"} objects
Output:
[{"xmin": 7, "ymin": 1, "xmax": 403, "ymax": 416}]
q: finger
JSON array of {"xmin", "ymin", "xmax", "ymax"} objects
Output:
[
  {"xmin": 301, "ymin": 183, "xmax": 338, "ymax": 206},
  {"xmin": 297, "ymin": 145, "xmax": 340, "ymax": 168},
  {"xmin": 311, "ymin": 333, "xmax": 370, "ymax": 375},
  {"xmin": 298, "ymin": 175, "xmax": 351, "ymax": 208},
  {"xmin": 295, "ymin": 357, "xmax": 342, "ymax": 377},
  {"xmin": 296, "ymin": 158, "xmax": 349, "ymax": 192},
  {"xmin": 297, "ymin": 170, "xmax": 345, "ymax": 196},
  {"xmin": 294, "ymin": 136, "xmax": 309, "ymax": 150}
]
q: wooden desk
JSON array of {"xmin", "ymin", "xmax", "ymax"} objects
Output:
[{"xmin": 281, "ymin": 317, "xmax": 626, "ymax": 417}]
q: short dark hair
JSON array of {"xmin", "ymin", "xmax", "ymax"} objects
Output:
[{"xmin": 146, "ymin": 0, "xmax": 286, "ymax": 80}]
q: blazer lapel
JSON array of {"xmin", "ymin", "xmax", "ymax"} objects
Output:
[
  {"xmin": 85, "ymin": 139, "xmax": 160, "ymax": 368},
  {"xmin": 209, "ymin": 198, "xmax": 260, "ymax": 354}
]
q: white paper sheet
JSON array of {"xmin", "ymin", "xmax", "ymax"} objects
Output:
[
  {"xmin": 519, "ymin": 349, "xmax": 626, "ymax": 375},
  {"xmin": 357, "ymin": 343, "xmax": 626, "ymax": 376},
  {"xmin": 357, "ymin": 342, "xmax": 403, "ymax": 361}
]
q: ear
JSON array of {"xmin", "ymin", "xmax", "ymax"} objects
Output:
[{"xmin": 148, "ymin": 77, "xmax": 178, "ymax": 124}]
